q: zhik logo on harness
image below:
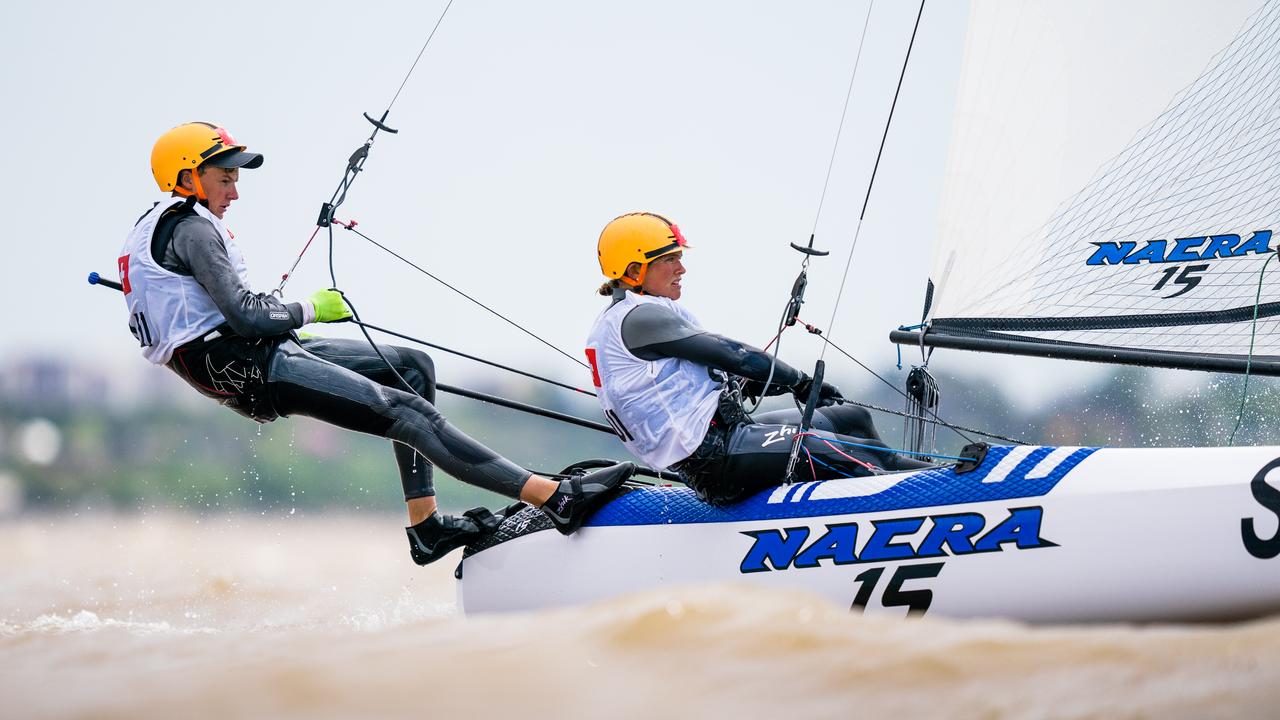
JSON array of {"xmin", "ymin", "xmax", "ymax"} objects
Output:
[
  {"xmin": 1084, "ymin": 230, "xmax": 1273, "ymax": 299},
  {"xmin": 206, "ymin": 356, "xmax": 261, "ymax": 394},
  {"xmin": 761, "ymin": 426, "xmax": 797, "ymax": 447}
]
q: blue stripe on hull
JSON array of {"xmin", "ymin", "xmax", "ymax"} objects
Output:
[{"xmin": 586, "ymin": 446, "xmax": 1099, "ymax": 527}]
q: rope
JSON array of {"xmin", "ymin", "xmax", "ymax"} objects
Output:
[
  {"xmin": 349, "ymin": 319, "xmax": 597, "ymax": 397},
  {"xmin": 749, "ymin": 1, "xmax": 878, "ymax": 413},
  {"xmin": 337, "ymin": 220, "xmax": 589, "ymax": 369},
  {"xmin": 820, "ymin": 0, "xmax": 926, "ymax": 365},
  {"xmin": 806, "ymin": 450, "xmax": 856, "ymax": 480},
  {"xmin": 809, "ymin": 0, "xmax": 877, "ymax": 238},
  {"xmin": 818, "ymin": 437, "xmax": 881, "ymax": 471},
  {"xmin": 801, "ymin": 432, "xmax": 975, "ymax": 462},
  {"xmin": 1228, "ymin": 252, "xmax": 1279, "ymax": 445},
  {"xmin": 387, "ymin": 0, "xmax": 456, "ymax": 111},
  {"xmin": 795, "ymin": 317, "xmax": 1027, "ymax": 444}
]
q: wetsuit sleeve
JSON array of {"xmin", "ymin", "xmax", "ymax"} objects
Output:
[
  {"xmin": 171, "ymin": 217, "xmax": 306, "ymax": 338},
  {"xmin": 621, "ymin": 303, "xmax": 805, "ymax": 396}
]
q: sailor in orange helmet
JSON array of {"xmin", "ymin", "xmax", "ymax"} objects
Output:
[
  {"xmin": 119, "ymin": 122, "xmax": 633, "ymax": 563},
  {"xmin": 584, "ymin": 212, "xmax": 926, "ymax": 505}
]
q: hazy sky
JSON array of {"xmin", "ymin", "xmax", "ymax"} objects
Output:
[{"xmin": 0, "ymin": 0, "xmax": 1263, "ymax": 409}]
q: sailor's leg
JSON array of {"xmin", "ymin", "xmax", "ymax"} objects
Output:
[
  {"xmin": 753, "ymin": 405, "xmax": 928, "ymax": 470},
  {"xmin": 298, "ymin": 337, "xmax": 436, "ymax": 505},
  {"xmin": 686, "ymin": 422, "xmax": 883, "ymax": 504},
  {"xmin": 269, "ymin": 339, "xmax": 533, "ymax": 498},
  {"xmin": 267, "ymin": 340, "xmax": 633, "ymax": 549},
  {"xmin": 754, "ymin": 404, "xmax": 878, "ymax": 438}
]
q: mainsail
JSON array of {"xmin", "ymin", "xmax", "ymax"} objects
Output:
[{"xmin": 892, "ymin": 0, "xmax": 1280, "ymax": 374}]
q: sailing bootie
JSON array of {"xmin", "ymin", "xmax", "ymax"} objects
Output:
[
  {"xmin": 541, "ymin": 461, "xmax": 636, "ymax": 536},
  {"xmin": 405, "ymin": 506, "xmax": 503, "ymax": 566}
]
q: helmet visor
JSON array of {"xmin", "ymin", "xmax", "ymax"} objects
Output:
[{"xmin": 203, "ymin": 149, "xmax": 264, "ymax": 170}]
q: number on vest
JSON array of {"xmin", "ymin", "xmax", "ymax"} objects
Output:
[
  {"xmin": 130, "ymin": 312, "xmax": 154, "ymax": 348},
  {"xmin": 604, "ymin": 408, "xmax": 634, "ymax": 442}
]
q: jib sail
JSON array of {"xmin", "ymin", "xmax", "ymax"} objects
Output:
[{"xmin": 891, "ymin": 0, "xmax": 1280, "ymax": 374}]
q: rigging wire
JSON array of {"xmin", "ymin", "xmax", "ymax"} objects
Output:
[
  {"xmin": 386, "ymin": 0, "xmax": 456, "ymax": 112},
  {"xmin": 774, "ymin": 0, "xmax": 1012, "ymax": 447},
  {"xmin": 275, "ymin": 0, "xmax": 456, "ymax": 296},
  {"xmin": 746, "ymin": 0, "xmax": 877, "ymax": 413},
  {"xmin": 795, "ymin": 317, "xmax": 1028, "ymax": 445},
  {"xmin": 279, "ymin": 0, "xmax": 615, "ymax": 461},
  {"xmin": 335, "ymin": 220, "xmax": 589, "ymax": 369},
  {"xmin": 820, "ymin": 0, "xmax": 926, "ymax": 364},
  {"xmin": 349, "ymin": 318, "xmax": 596, "ymax": 397},
  {"xmin": 281, "ymin": 0, "xmax": 1013, "ymax": 461},
  {"xmin": 809, "ymin": 0, "xmax": 877, "ymax": 239},
  {"xmin": 756, "ymin": 0, "xmax": 1020, "ymax": 450},
  {"xmin": 839, "ymin": 398, "xmax": 1025, "ymax": 446}
]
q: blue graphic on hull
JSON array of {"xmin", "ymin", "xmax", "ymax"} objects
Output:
[{"xmin": 585, "ymin": 445, "xmax": 1098, "ymax": 528}]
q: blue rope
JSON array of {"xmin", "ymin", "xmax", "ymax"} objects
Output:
[
  {"xmin": 895, "ymin": 322, "xmax": 926, "ymax": 370},
  {"xmin": 812, "ymin": 434, "xmax": 975, "ymax": 462},
  {"xmin": 805, "ymin": 449, "xmax": 857, "ymax": 479}
]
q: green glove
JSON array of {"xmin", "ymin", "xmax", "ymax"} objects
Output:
[{"xmin": 307, "ymin": 289, "xmax": 352, "ymax": 324}]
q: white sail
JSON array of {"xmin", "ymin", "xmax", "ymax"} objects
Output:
[{"xmin": 920, "ymin": 0, "xmax": 1280, "ymax": 366}]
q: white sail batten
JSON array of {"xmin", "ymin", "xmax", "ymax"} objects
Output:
[{"xmin": 915, "ymin": 0, "xmax": 1280, "ymax": 367}]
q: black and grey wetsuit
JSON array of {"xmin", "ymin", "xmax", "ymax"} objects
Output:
[
  {"xmin": 156, "ymin": 205, "xmax": 531, "ymax": 501},
  {"xmin": 618, "ymin": 297, "xmax": 927, "ymax": 505}
]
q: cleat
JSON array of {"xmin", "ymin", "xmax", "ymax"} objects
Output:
[
  {"xmin": 405, "ymin": 506, "xmax": 506, "ymax": 566},
  {"xmin": 541, "ymin": 461, "xmax": 635, "ymax": 535}
]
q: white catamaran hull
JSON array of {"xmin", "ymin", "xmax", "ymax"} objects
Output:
[{"xmin": 458, "ymin": 445, "xmax": 1280, "ymax": 622}]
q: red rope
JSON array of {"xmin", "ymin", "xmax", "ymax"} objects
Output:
[
  {"xmin": 794, "ymin": 317, "xmax": 824, "ymax": 336},
  {"xmin": 278, "ymin": 218, "xmax": 360, "ymax": 287},
  {"xmin": 280, "ymin": 225, "xmax": 322, "ymax": 285},
  {"xmin": 820, "ymin": 437, "xmax": 881, "ymax": 472}
]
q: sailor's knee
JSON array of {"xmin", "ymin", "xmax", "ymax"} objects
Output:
[
  {"xmin": 847, "ymin": 405, "xmax": 873, "ymax": 431},
  {"xmin": 385, "ymin": 390, "xmax": 445, "ymax": 428},
  {"xmin": 398, "ymin": 348, "xmax": 436, "ymax": 391},
  {"xmin": 818, "ymin": 404, "xmax": 875, "ymax": 436}
]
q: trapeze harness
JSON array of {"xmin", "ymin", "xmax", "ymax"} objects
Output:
[
  {"xmin": 587, "ymin": 290, "xmax": 923, "ymax": 505},
  {"xmin": 118, "ymin": 197, "xmax": 533, "ymax": 501}
]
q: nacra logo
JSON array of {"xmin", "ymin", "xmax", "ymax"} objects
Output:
[
  {"xmin": 739, "ymin": 506, "xmax": 1052, "ymax": 574},
  {"xmin": 1085, "ymin": 230, "xmax": 1273, "ymax": 298},
  {"xmin": 1086, "ymin": 230, "xmax": 1273, "ymax": 266}
]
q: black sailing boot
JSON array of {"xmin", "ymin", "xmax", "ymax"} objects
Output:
[
  {"xmin": 405, "ymin": 506, "xmax": 504, "ymax": 566},
  {"xmin": 541, "ymin": 461, "xmax": 636, "ymax": 536}
]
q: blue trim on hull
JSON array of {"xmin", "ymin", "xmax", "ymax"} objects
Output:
[{"xmin": 586, "ymin": 446, "xmax": 1099, "ymax": 527}]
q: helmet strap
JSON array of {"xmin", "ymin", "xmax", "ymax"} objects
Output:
[
  {"xmin": 173, "ymin": 169, "xmax": 208, "ymax": 200},
  {"xmin": 619, "ymin": 263, "xmax": 648, "ymax": 290}
]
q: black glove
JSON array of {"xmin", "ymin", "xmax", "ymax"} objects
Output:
[
  {"xmin": 792, "ymin": 375, "xmax": 844, "ymax": 408},
  {"xmin": 741, "ymin": 377, "xmax": 792, "ymax": 400}
]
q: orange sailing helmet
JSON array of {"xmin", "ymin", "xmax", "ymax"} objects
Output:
[
  {"xmin": 597, "ymin": 212, "xmax": 690, "ymax": 287},
  {"xmin": 150, "ymin": 122, "xmax": 264, "ymax": 199}
]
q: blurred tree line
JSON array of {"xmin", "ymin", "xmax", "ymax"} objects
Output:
[{"xmin": 2, "ymin": 356, "xmax": 1278, "ymax": 515}]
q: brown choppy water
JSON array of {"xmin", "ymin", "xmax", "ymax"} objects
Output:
[{"xmin": 3, "ymin": 514, "xmax": 1279, "ymax": 719}]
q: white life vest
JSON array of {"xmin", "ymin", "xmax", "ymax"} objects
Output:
[
  {"xmin": 117, "ymin": 197, "xmax": 251, "ymax": 365},
  {"xmin": 585, "ymin": 292, "xmax": 723, "ymax": 470}
]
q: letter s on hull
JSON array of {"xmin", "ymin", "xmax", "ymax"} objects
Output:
[{"xmin": 1243, "ymin": 458, "xmax": 1280, "ymax": 559}]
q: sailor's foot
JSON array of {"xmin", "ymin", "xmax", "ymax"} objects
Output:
[
  {"xmin": 541, "ymin": 461, "xmax": 635, "ymax": 536},
  {"xmin": 405, "ymin": 507, "xmax": 504, "ymax": 566}
]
